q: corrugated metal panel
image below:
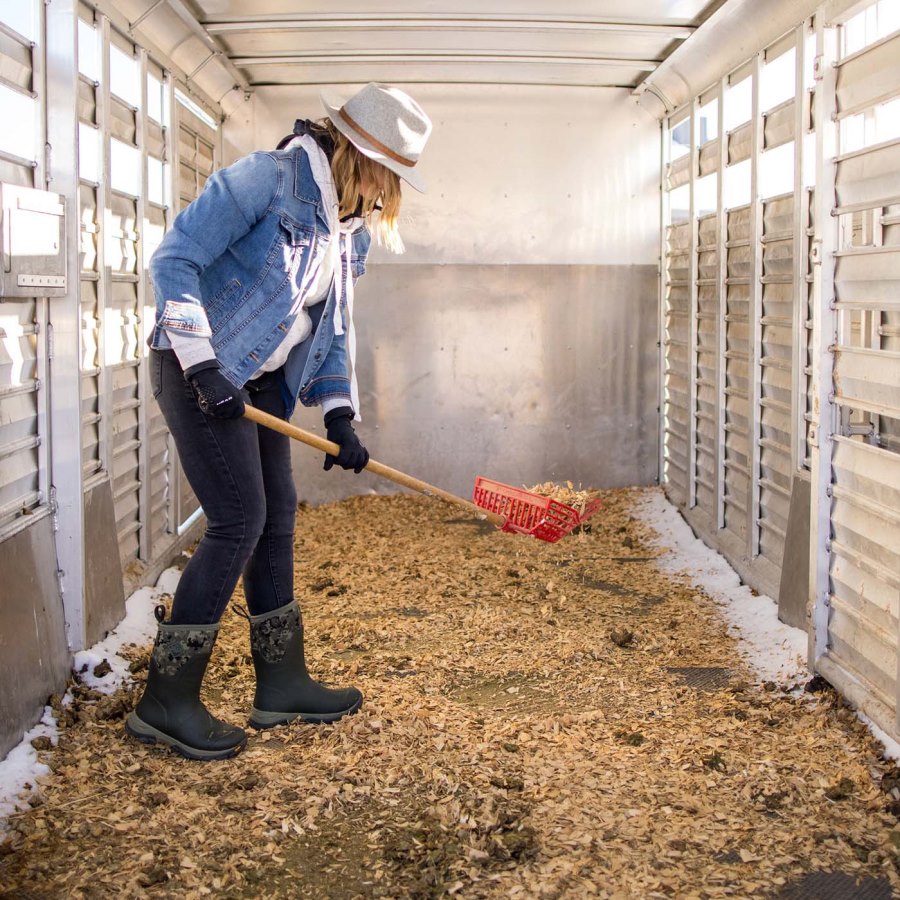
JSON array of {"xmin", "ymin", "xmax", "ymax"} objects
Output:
[
  {"xmin": 763, "ymin": 98, "xmax": 796, "ymax": 150},
  {"xmin": 664, "ymin": 222, "xmax": 691, "ymax": 505},
  {"xmin": 834, "ymin": 347, "xmax": 900, "ymax": 419},
  {"xmin": 835, "ymin": 139, "xmax": 900, "ymax": 213},
  {"xmin": 177, "ymin": 102, "xmax": 216, "ymax": 210},
  {"xmin": 698, "ymin": 136, "xmax": 720, "ymax": 176},
  {"xmin": 0, "ymin": 300, "xmax": 41, "ymax": 529},
  {"xmin": 803, "ymin": 188, "xmax": 815, "ymax": 469},
  {"xmin": 724, "ymin": 206, "xmax": 751, "ymax": 542},
  {"xmin": 757, "ymin": 194, "xmax": 795, "ymax": 571},
  {"xmin": 77, "ymin": 76, "xmax": 96, "ymax": 125},
  {"xmin": 109, "ymin": 96, "xmax": 136, "ymax": 145},
  {"xmin": 79, "ymin": 278, "xmax": 101, "ymax": 478},
  {"xmin": 667, "ymin": 153, "xmax": 691, "ymax": 190},
  {"xmin": 835, "ymin": 246, "xmax": 900, "ymax": 309},
  {"xmin": 106, "ymin": 183, "xmax": 142, "ymax": 565},
  {"xmin": 835, "ymin": 31, "xmax": 900, "ymax": 118},
  {"xmin": 145, "ymin": 198, "xmax": 170, "ymax": 556},
  {"xmin": 828, "ymin": 437, "xmax": 900, "ymax": 711},
  {"xmin": 0, "ymin": 27, "xmax": 32, "ymax": 92},
  {"xmin": 0, "ymin": 4, "xmax": 44, "ymax": 538},
  {"xmin": 78, "ymin": 175, "xmax": 102, "ymax": 480},
  {"xmin": 695, "ymin": 212, "xmax": 719, "ymax": 518},
  {"xmin": 728, "ymin": 121, "xmax": 751, "ymax": 164}
]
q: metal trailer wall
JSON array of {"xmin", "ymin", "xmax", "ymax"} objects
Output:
[
  {"xmin": 656, "ymin": 0, "xmax": 900, "ymax": 742},
  {"xmin": 231, "ymin": 85, "xmax": 661, "ymax": 504},
  {"xmin": 0, "ymin": 1, "xmax": 223, "ymax": 757}
]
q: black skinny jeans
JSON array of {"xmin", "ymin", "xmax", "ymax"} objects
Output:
[{"xmin": 151, "ymin": 349, "xmax": 297, "ymax": 624}]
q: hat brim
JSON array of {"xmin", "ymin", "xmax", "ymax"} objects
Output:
[{"xmin": 320, "ymin": 89, "xmax": 426, "ymax": 193}]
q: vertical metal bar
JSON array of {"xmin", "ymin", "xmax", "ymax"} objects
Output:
[
  {"xmin": 791, "ymin": 22, "xmax": 809, "ymax": 477},
  {"xmin": 658, "ymin": 118, "xmax": 669, "ymax": 488},
  {"xmin": 33, "ymin": 0, "xmax": 50, "ymax": 511},
  {"xmin": 136, "ymin": 46, "xmax": 151, "ymax": 562},
  {"xmin": 45, "ymin": 0, "xmax": 86, "ymax": 648},
  {"xmin": 688, "ymin": 98, "xmax": 700, "ymax": 509},
  {"xmin": 31, "ymin": 0, "xmax": 45, "ymax": 188},
  {"xmin": 164, "ymin": 71, "xmax": 180, "ymax": 533},
  {"xmin": 716, "ymin": 78, "xmax": 728, "ymax": 530},
  {"xmin": 96, "ymin": 14, "xmax": 112, "ymax": 478},
  {"xmin": 809, "ymin": 18, "xmax": 839, "ymax": 672},
  {"xmin": 748, "ymin": 52, "xmax": 764, "ymax": 560}
]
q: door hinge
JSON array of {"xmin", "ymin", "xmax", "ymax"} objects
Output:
[
  {"xmin": 47, "ymin": 321, "xmax": 54, "ymax": 360},
  {"xmin": 44, "ymin": 142, "xmax": 52, "ymax": 186}
]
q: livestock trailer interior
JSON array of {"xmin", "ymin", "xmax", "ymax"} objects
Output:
[{"xmin": 1, "ymin": 1, "xmax": 900, "ymax": 885}]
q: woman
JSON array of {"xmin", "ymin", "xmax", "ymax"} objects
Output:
[{"xmin": 125, "ymin": 83, "xmax": 432, "ymax": 760}]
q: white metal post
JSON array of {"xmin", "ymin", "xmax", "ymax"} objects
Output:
[
  {"xmin": 32, "ymin": 0, "xmax": 51, "ymax": 515},
  {"xmin": 658, "ymin": 118, "xmax": 669, "ymax": 490},
  {"xmin": 792, "ymin": 22, "xmax": 810, "ymax": 477},
  {"xmin": 96, "ymin": 14, "xmax": 112, "ymax": 480},
  {"xmin": 748, "ymin": 52, "xmax": 764, "ymax": 560},
  {"xmin": 808, "ymin": 18, "xmax": 839, "ymax": 670},
  {"xmin": 137, "ymin": 47, "xmax": 151, "ymax": 562},
  {"xmin": 688, "ymin": 98, "xmax": 699, "ymax": 509},
  {"xmin": 715, "ymin": 78, "xmax": 728, "ymax": 530},
  {"xmin": 163, "ymin": 72, "xmax": 180, "ymax": 533},
  {"xmin": 44, "ymin": 0, "xmax": 86, "ymax": 648}
]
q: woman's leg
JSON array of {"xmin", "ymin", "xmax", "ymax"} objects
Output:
[
  {"xmin": 151, "ymin": 349, "xmax": 266, "ymax": 625},
  {"xmin": 242, "ymin": 370, "xmax": 298, "ymax": 616}
]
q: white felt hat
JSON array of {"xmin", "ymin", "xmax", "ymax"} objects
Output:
[{"xmin": 321, "ymin": 83, "xmax": 432, "ymax": 192}]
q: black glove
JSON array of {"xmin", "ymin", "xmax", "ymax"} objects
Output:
[
  {"xmin": 184, "ymin": 360, "xmax": 245, "ymax": 419},
  {"xmin": 323, "ymin": 406, "xmax": 369, "ymax": 474}
]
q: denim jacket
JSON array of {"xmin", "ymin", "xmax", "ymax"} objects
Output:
[{"xmin": 149, "ymin": 145, "xmax": 372, "ymax": 416}]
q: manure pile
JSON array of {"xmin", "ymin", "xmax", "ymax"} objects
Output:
[{"xmin": 2, "ymin": 488, "xmax": 900, "ymax": 898}]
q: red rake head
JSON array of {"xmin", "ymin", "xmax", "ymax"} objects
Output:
[{"xmin": 472, "ymin": 477, "xmax": 602, "ymax": 543}]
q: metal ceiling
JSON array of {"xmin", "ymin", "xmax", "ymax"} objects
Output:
[{"xmin": 103, "ymin": 1, "xmax": 726, "ymax": 113}]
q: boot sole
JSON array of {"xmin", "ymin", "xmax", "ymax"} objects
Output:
[
  {"xmin": 249, "ymin": 695, "xmax": 363, "ymax": 730},
  {"xmin": 125, "ymin": 712, "xmax": 246, "ymax": 761}
]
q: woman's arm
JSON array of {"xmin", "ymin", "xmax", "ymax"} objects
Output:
[{"xmin": 150, "ymin": 151, "xmax": 280, "ymax": 339}]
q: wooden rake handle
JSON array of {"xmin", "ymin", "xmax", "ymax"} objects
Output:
[{"xmin": 243, "ymin": 405, "xmax": 506, "ymax": 528}]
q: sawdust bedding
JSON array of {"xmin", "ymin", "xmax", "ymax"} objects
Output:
[{"xmin": 2, "ymin": 486, "xmax": 900, "ymax": 899}]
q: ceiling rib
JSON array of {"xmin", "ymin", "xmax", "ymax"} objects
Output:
[
  {"xmin": 202, "ymin": 14, "xmax": 696, "ymax": 39},
  {"xmin": 234, "ymin": 53, "xmax": 659, "ymax": 70}
]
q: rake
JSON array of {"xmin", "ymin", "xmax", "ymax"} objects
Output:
[{"xmin": 244, "ymin": 406, "xmax": 601, "ymax": 543}]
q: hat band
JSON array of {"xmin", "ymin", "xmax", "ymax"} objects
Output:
[{"xmin": 339, "ymin": 107, "xmax": 416, "ymax": 168}]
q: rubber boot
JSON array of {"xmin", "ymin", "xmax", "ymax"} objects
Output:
[
  {"xmin": 248, "ymin": 600, "xmax": 363, "ymax": 729},
  {"xmin": 125, "ymin": 606, "xmax": 247, "ymax": 760}
]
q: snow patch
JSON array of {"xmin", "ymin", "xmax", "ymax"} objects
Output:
[
  {"xmin": 632, "ymin": 489, "xmax": 900, "ymax": 763},
  {"xmin": 71, "ymin": 566, "xmax": 180, "ymax": 694},
  {"xmin": 0, "ymin": 567, "xmax": 181, "ymax": 834},
  {"xmin": 632, "ymin": 489, "xmax": 807, "ymax": 686},
  {"xmin": 0, "ymin": 709, "xmax": 57, "ymax": 826}
]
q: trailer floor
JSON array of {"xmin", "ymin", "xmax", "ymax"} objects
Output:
[{"xmin": 2, "ymin": 488, "xmax": 900, "ymax": 899}]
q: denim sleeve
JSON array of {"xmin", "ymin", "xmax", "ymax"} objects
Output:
[{"xmin": 149, "ymin": 152, "xmax": 278, "ymax": 338}]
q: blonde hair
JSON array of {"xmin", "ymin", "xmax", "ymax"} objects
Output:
[{"xmin": 315, "ymin": 119, "xmax": 404, "ymax": 254}]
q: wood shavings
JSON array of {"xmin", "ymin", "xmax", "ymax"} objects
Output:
[
  {"xmin": 1, "ymin": 487, "xmax": 899, "ymax": 898},
  {"xmin": 527, "ymin": 480, "xmax": 599, "ymax": 516}
]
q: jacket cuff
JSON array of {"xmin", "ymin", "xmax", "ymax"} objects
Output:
[{"xmin": 158, "ymin": 299, "xmax": 213, "ymax": 338}]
